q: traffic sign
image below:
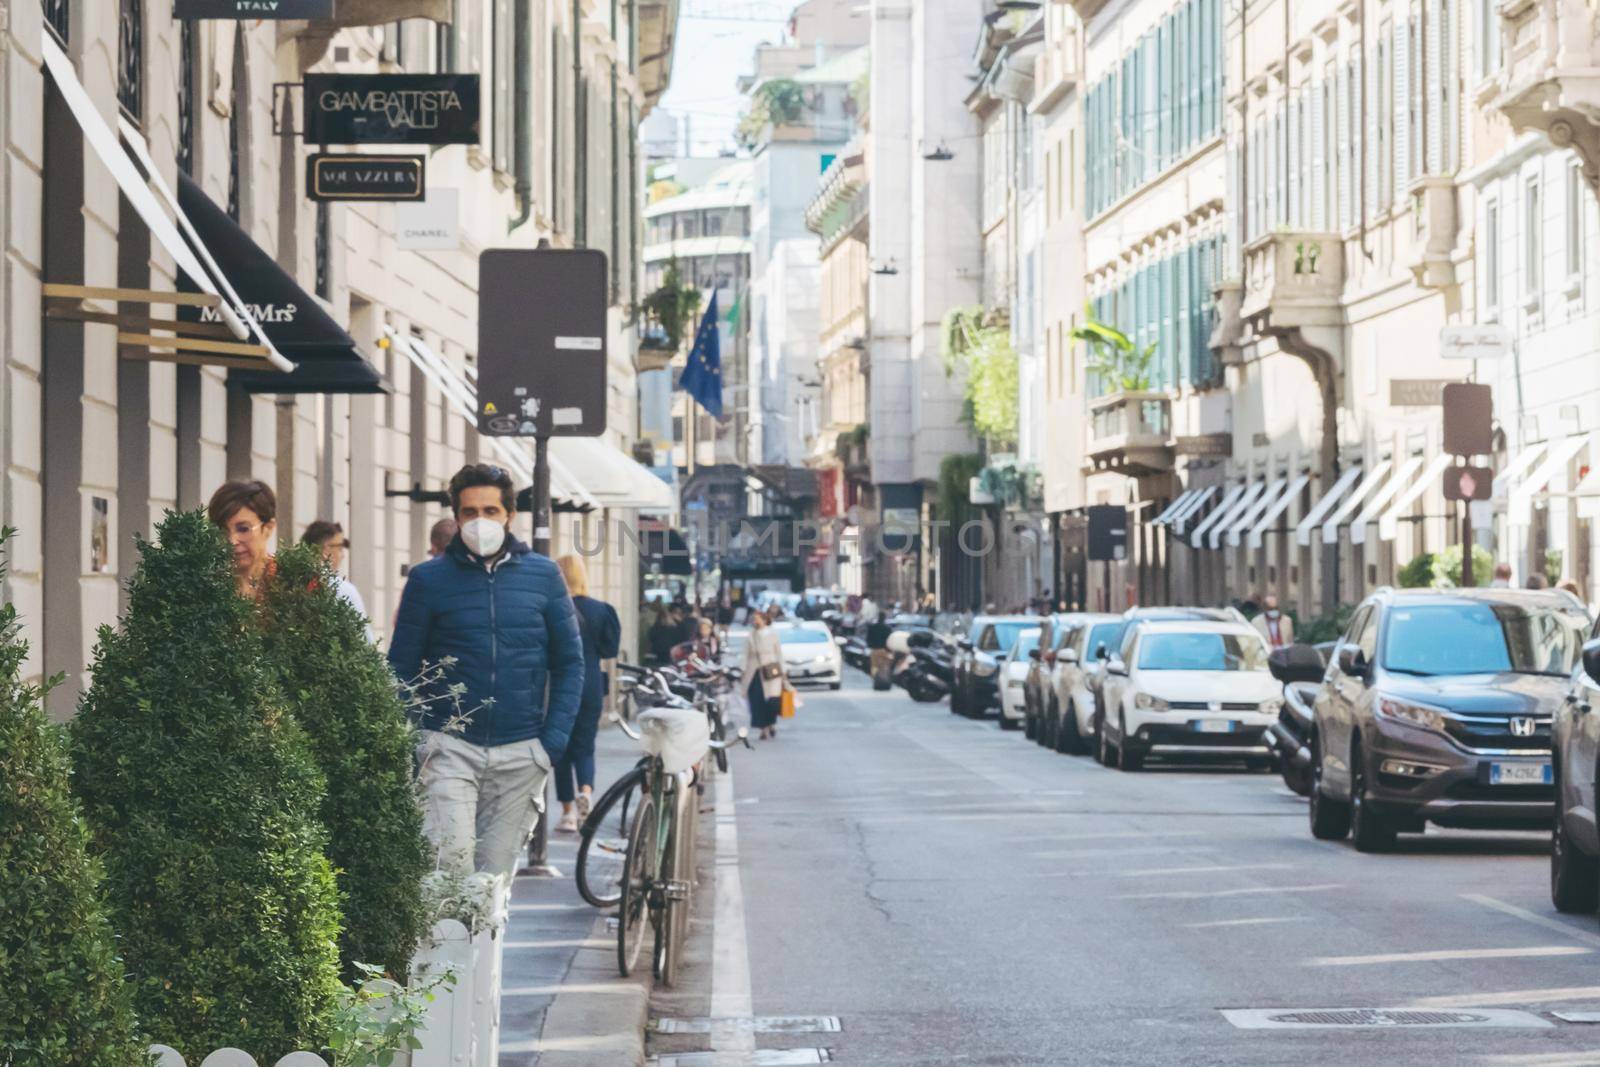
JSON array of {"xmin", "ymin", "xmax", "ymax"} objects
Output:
[
  {"xmin": 1443, "ymin": 465, "xmax": 1494, "ymax": 502},
  {"xmin": 1087, "ymin": 505, "xmax": 1128, "ymax": 562},
  {"xmin": 1442, "ymin": 382, "xmax": 1494, "ymax": 457}
]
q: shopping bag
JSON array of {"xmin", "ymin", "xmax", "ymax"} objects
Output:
[{"xmin": 779, "ymin": 688, "xmax": 797, "ymax": 718}]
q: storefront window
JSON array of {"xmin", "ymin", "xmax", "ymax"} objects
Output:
[{"xmin": 118, "ymin": 0, "xmax": 142, "ymax": 123}]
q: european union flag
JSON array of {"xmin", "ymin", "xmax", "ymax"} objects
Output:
[{"xmin": 678, "ymin": 292, "xmax": 723, "ymax": 419}]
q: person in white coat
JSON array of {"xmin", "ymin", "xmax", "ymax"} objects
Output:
[
  {"xmin": 741, "ymin": 609, "xmax": 790, "ymax": 740},
  {"xmin": 1251, "ymin": 593, "xmax": 1294, "ymax": 650}
]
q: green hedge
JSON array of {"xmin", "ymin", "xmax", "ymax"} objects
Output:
[
  {"xmin": 71, "ymin": 512, "xmax": 342, "ymax": 1059},
  {"xmin": 0, "ymin": 537, "xmax": 148, "ymax": 1066},
  {"xmin": 263, "ymin": 544, "xmax": 430, "ymax": 980}
]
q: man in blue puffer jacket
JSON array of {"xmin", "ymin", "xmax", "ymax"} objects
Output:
[{"xmin": 390, "ymin": 463, "xmax": 585, "ymax": 878}]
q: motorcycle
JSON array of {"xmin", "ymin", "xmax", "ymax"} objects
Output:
[
  {"xmin": 1265, "ymin": 642, "xmax": 1333, "ymax": 797},
  {"xmin": 887, "ymin": 629, "xmax": 953, "ymax": 703}
]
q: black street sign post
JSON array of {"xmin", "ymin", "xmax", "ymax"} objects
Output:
[
  {"xmin": 1087, "ymin": 504, "xmax": 1128, "ymax": 612},
  {"xmin": 306, "ymin": 154, "xmax": 425, "ymax": 201},
  {"xmin": 176, "ymin": 0, "xmax": 335, "ymax": 16},
  {"xmin": 303, "ymin": 74, "xmax": 481, "ymax": 145},
  {"xmin": 1443, "ymin": 382, "xmax": 1495, "ymax": 587}
]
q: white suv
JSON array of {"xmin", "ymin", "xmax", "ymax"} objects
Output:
[{"xmin": 1097, "ymin": 620, "xmax": 1281, "ymax": 771}]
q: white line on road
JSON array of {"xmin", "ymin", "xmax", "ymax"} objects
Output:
[
  {"xmin": 1464, "ymin": 894, "xmax": 1600, "ymax": 950},
  {"xmin": 711, "ymin": 767, "xmax": 756, "ymax": 1055},
  {"xmin": 1309, "ymin": 946, "xmax": 1591, "ymax": 967},
  {"xmin": 1410, "ymin": 987, "xmax": 1600, "ymax": 1009},
  {"xmin": 1185, "ymin": 916, "xmax": 1309, "ymax": 929},
  {"xmin": 1117, "ymin": 883, "xmax": 1342, "ymax": 901},
  {"xmin": 1112, "ymin": 862, "xmax": 1295, "ymax": 878},
  {"xmin": 1031, "ymin": 846, "xmax": 1219, "ymax": 860}
]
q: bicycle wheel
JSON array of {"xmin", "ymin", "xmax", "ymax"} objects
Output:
[
  {"xmin": 711, "ymin": 709, "xmax": 729, "ymax": 774},
  {"xmin": 616, "ymin": 791, "xmax": 656, "ymax": 978},
  {"xmin": 576, "ymin": 766, "xmax": 647, "ymax": 908},
  {"xmin": 653, "ymin": 800, "xmax": 682, "ymax": 986}
]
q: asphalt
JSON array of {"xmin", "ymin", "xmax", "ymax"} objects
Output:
[{"xmin": 645, "ymin": 662, "xmax": 1600, "ymax": 1066}]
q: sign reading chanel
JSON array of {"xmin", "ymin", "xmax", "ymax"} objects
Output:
[
  {"xmin": 175, "ymin": 0, "xmax": 336, "ymax": 17},
  {"xmin": 303, "ymin": 74, "xmax": 481, "ymax": 146},
  {"xmin": 306, "ymin": 154, "xmax": 425, "ymax": 202}
]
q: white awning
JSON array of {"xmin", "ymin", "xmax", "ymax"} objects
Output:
[
  {"xmin": 1321, "ymin": 461, "xmax": 1394, "ymax": 544},
  {"xmin": 1575, "ymin": 467, "xmax": 1600, "ymax": 519},
  {"xmin": 1224, "ymin": 479, "xmax": 1286, "ymax": 547},
  {"xmin": 550, "ymin": 438, "xmax": 676, "ymax": 514},
  {"xmin": 1248, "ymin": 473, "xmax": 1311, "ymax": 549},
  {"xmin": 1171, "ymin": 485, "xmax": 1216, "ymax": 535},
  {"xmin": 1188, "ymin": 484, "xmax": 1245, "ymax": 548},
  {"xmin": 1494, "ymin": 443, "xmax": 1550, "ymax": 503},
  {"xmin": 1204, "ymin": 482, "xmax": 1266, "ymax": 549},
  {"xmin": 1294, "ymin": 467, "xmax": 1362, "ymax": 546},
  {"xmin": 1510, "ymin": 435, "xmax": 1591, "ymax": 525},
  {"xmin": 1349, "ymin": 456, "xmax": 1424, "ymax": 544},
  {"xmin": 1377, "ymin": 454, "xmax": 1453, "ymax": 540},
  {"xmin": 40, "ymin": 31, "xmax": 291, "ymax": 372},
  {"xmin": 1152, "ymin": 490, "xmax": 1201, "ymax": 526}
]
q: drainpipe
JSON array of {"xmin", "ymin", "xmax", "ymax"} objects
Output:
[
  {"xmin": 510, "ymin": 0, "xmax": 532, "ymax": 233},
  {"xmin": 574, "ymin": 0, "xmax": 588, "ymax": 247}
]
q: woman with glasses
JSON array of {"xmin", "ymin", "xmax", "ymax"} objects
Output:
[{"xmin": 207, "ymin": 480, "xmax": 279, "ymax": 600}]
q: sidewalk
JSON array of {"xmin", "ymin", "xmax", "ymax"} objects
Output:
[{"xmin": 498, "ymin": 722, "xmax": 649, "ymax": 1067}]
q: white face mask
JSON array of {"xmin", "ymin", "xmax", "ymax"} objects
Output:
[{"xmin": 461, "ymin": 517, "xmax": 507, "ymax": 558}]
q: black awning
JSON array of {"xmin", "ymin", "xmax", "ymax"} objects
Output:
[{"xmin": 176, "ymin": 172, "xmax": 387, "ymax": 395}]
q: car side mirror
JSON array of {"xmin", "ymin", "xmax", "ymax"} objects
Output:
[
  {"xmin": 1583, "ymin": 638, "xmax": 1600, "ymax": 686},
  {"xmin": 1028, "ymin": 647, "xmax": 1042, "ymax": 661},
  {"xmin": 1269, "ymin": 643, "xmax": 1327, "ymax": 685},
  {"xmin": 1107, "ymin": 656, "xmax": 1128, "ymax": 676},
  {"xmin": 1337, "ymin": 644, "xmax": 1370, "ymax": 680}
]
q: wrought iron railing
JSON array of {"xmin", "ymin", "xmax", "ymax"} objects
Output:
[
  {"xmin": 177, "ymin": 18, "xmax": 195, "ymax": 173},
  {"xmin": 43, "ymin": 0, "xmax": 69, "ymax": 43},
  {"xmin": 118, "ymin": 0, "xmax": 143, "ymax": 122}
]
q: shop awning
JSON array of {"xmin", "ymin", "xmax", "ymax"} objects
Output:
[
  {"xmin": 1187, "ymin": 484, "xmax": 1245, "ymax": 548},
  {"xmin": 1151, "ymin": 490, "xmax": 1201, "ymax": 526},
  {"xmin": 1170, "ymin": 486, "xmax": 1216, "ymax": 535},
  {"xmin": 1223, "ymin": 478, "xmax": 1287, "ymax": 548},
  {"xmin": 175, "ymin": 171, "xmax": 385, "ymax": 394},
  {"xmin": 551, "ymin": 437, "xmax": 677, "ymax": 514},
  {"xmin": 1510, "ymin": 435, "xmax": 1591, "ymax": 525},
  {"xmin": 1349, "ymin": 456, "xmax": 1424, "ymax": 544},
  {"xmin": 1205, "ymin": 481, "xmax": 1266, "ymax": 549},
  {"xmin": 1377, "ymin": 454, "xmax": 1453, "ymax": 540},
  {"xmin": 1574, "ymin": 467, "xmax": 1600, "ymax": 520},
  {"xmin": 1493, "ymin": 443, "xmax": 1550, "ymax": 504},
  {"xmin": 1295, "ymin": 466, "xmax": 1363, "ymax": 546},
  {"xmin": 1321, "ymin": 461, "xmax": 1393, "ymax": 544},
  {"xmin": 1247, "ymin": 473, "xmax": 1311, "ymax": 549},
  {"xmin": 39, "ymin": 31, "xmax": 289, "ymax": 372}
]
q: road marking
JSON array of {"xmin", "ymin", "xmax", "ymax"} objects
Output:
[
  {"xmin": 1112, "ymin": 862, "xmax": 1294, "ymax": 877},
  {"xmin": 1031, "ymin": 845, "xmax": 1220, "ymax": 860},
  {"xmin": 1480, "ymin": 1054, "xmax": 1600, "ymax": 1067},
  {"xmin": 653, "ymin": 1016, "xmax": 841, "ymax": 1034},
  {"xmin": 1222, "ymin": 1008, "xmax": 1551, "ymax": 1030},
  {"xmin": 1310, "ymin": 946, "xmax": 1591, "ymax": 967},
  {"xmin": 1410, "ymin": 987, "xmax": 1600, "ymax": 1009},
  {"xmin": 502, "ymin": 938, "xmax": 611, "ymax": 950},
  {"xmin": 712, "ymin": 767, "xmax": 755, "ymax": 1055},
  {"xmin": 1464, "ymin": 895, "xmax": 1600, "ymax": 950},
  {"xmin": 1118, "ymin": 883, "xmax": 1342, "ymax": 901},
  {"xmin": 507, "ymin": 903, "xmax": 592, "ymax": 912},
  {"xmin": 1186, "ymin": 916, "xmax": 1309, "ymax": 929}
]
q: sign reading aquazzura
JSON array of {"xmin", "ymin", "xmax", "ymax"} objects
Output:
[
  {"xmin": 306, "ymin": 154, "xmax": 425, "ymax": 201},
  {"xmin": 303, "ymin": 74, "xmax": 480, "ymax": 146},
  {"xmin": 175, "ymin": 0, "xmax": 336, "ymax": 17}
]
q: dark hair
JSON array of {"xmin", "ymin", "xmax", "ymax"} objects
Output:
[
  {"xmin": 207, "ymin": 480, "xmax": 276, "ymax": 529},
  {"xmin": 447, "ymin": 464, "xmax": 515, "ymax": 514},
  {"xmin": 429, "ymin": 518, "xmax": 459, "ymax": 553},
  {"xmin": 302, "ymin": 520, "xmax": 343, "ymax": 546}
]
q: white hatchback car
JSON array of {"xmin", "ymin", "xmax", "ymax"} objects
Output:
[
  {"xmin": 1097, "ymin": 620, "xmax": 1281, "ymax": 771},
  {"xmin": 998, "ymin": 627, "xmax": 1042, "ymax": 729},
  {"xmin": 773, "ymin": 621, "xmax": 843, "ymax": 689}
]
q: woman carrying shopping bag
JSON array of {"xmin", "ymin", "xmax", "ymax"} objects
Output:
[{"xmin": 741, "ymin": 609, "xmax": 791, "ymax": 740}]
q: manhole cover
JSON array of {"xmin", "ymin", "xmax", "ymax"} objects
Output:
[{"xmin": 1223, "ymin": 1008, "xmax": 1552, "ymax": 1031}]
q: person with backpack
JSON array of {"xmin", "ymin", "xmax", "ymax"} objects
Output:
[{"xmin": 552, "ymin": 555, "xmax": 621, "ymax": 834}]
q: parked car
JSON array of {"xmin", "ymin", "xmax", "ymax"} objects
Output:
[
  {"xmin": 1307, "ymin": 588, "xmax": 1586, "ymax": 852},
  {"xmin": 998, "ymin": 628, "xmax": 1042, "ymax": 730},
  {"xmin": 772, "ymin": 620, "xmax": 843, "ymax": 689},
  {"xmin": 1553, "ymin": 631, "xmax": 1600, "ymax": 913},
  {"xmin": 1038, "ymin": 614, "xmax": 1122, "ymax": 752},
  {"xmin": 951, "ymin": 615, "xmax": 1038, "ymax": 717},
  {"xmin": 1023, "ymin": 614, "xmax": 1082, "ymax": 741},
  {"xmin": 1098, "ymin": 619, "xmax": 1280, "ymax": 771}
]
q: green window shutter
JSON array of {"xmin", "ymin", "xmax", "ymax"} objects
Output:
[{"xmin": 1178, "ymin": 246, "xmax": 1192, "ymax": 386}]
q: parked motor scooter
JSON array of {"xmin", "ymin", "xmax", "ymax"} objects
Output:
[
  {"xmin": 1264, "ymin": 642, "xmax": 1333, "ymax": 796},
  {"xmin": 887, "ymin": 630, "xmax": 952, "ymax": 703}
]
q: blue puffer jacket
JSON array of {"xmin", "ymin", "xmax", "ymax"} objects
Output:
[{"xmin": 388, "ymin": 534, "xmax": 584, "ymax": 756}]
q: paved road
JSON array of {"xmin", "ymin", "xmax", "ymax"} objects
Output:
[{"xmin": 649, "ymin": 665, "xmax": 1600, "ymax": 1066}]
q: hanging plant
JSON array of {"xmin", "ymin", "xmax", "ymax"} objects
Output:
[
  {"xmin": 736, "ymin": 79, "xmax": 806, "ymax": 145},
  {"xmin": 1072, "ymin": 307, "xmax": 1158, "ymax": 393},
  {"xmin": 940, "ymin": 306, "xmax": 1020, "ymax": 445},
  {"xmin": 640, "ymin": 263, "xmax": 702, "ymax": 353}
]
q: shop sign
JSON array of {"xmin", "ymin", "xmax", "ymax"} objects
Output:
[
  {"xmin": 1175, "ymin": 433, "xmax": 1232, "ymax": 457},
  {"xmin": 395, "ymin": 187, "xmax": 460, "ymax": 250},
  {"xmin": 1390, "ymin": 379, "xmax": 1460, "ymax": 407},
  {"xmin": 175, "ymin": 0, "xmax": 335, "ymax": 17},
  {"xmin": 304, "ymin": 74, "xmax": 481, "ymax": 146},
  {"xmin": 1440, "ymin": 324, "xmax": 1513, "ymax": 361},
  {"xmin": 306, "ymin": 154, "xmax": 425, "ymax": 201}
]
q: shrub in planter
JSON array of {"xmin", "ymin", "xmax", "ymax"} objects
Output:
[
  {"xmin": 71, "ymin": 511, "xmax": 342, "ymax": 1059},
  {"xmin": 1397, "ymin": 552, "xmax": 1436, "ymax": 588},
  {"xmin": 0, "ymin": 537, "xmax": 147, "ymax": 1066},
  {"xmin": 262, "ymin": 543, "xmax": 429, "ymax": 980}
]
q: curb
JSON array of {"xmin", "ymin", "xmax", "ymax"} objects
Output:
[{"xmin": 531, "ymin": 912, "xmax": 651, "ymax": 1067}]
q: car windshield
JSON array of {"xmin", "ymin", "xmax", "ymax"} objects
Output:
[
  {"xmin": 778, "ymin": 628, "xmax": 831, "ymax": 644},
  {"xmin": 1086, "ymin": 622, "xmax": 1126, "ymax": 659},
  {"xmin": 1137, "ymin": 632, "xmax": 1269, "ymax": 671},
  {"xmin": 1012, "ymin": 630, "xmax": 1041, "ymax": 657},
  {"xmin": 1381, "ymin": 602, "xmax": 1587, "ymax": 676},
  {"xmin": 991, "ymin": 622, "xmax": 1035, "ymax": 652}
]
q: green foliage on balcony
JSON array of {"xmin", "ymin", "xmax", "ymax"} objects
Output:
[
  {"xmin": 937, "ymin": 453, "xmax": 985, "ymax": 528},
  {"xmin": 977, "ymin": 460, "xmax": 1044, "ymax": 512},
  {"xmin": 737, "ymin": 79, "xmax": 807, "ymax": 146},
  {"xmin": 940, "ymin": 306, "xmax": 1019, "ymax": 445},
  {"xmin": 641, "ymin": 263, "xmax": 702, "ymax": 353},
  {"xmin": 1073, "ymin": 309, "xmax": 1158, "ymax": 394}
]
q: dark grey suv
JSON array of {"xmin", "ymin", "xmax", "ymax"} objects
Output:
[{"xmin": 1308, "ymin": 588, "xmax": 1587, "ymax": 851}]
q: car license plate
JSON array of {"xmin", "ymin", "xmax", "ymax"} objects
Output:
[
  {"xmin": 1490, "ymin": 761, "xmax": 1552, "ymax": 786},
  {"xmin": 1194, "ymin": 719, "xmax": 1235, "ymax": 734}
]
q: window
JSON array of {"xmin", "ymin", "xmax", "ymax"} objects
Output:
[
  {"xmin": 1568, "ymin": 161, "xmax": 1584, "ymax": 282},
  {"xmin": 177, "ymin": 18, "xmax": 196, "ymax": 174},
  {"xmin": 1525, "ymin": 175, "xmax": 1541, "ymax": 301},
  {"xmin": 1485, "ymin": 198, "xmax": 1500, "ymax": 313},
  {"xmin": 1136, "ymin": 631, "xmax": 1269, "ymax": 671},
  {"xmin": 118, "ymin": 0, "xmax": 143, "ymax": 123},
  {"xmin": 1381, "ymin": 602, "xmax": 1585, "ymax": 676},
  {"xmin": 436, "ymin": 0, "xmax": 459, "ymax": 72},
  {"xmin": 492, "ymin": 0, "xmax": 513, "ymax": 172},
  {"xmin": 1477, "ymin": 0, "xmax": 1501, "ymax": 80},
  {"xmin": 1379, "ymin": 23, "xmax": 1393, "ymax": 207}
]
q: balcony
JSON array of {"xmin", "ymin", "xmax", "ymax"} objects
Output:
[
  {"xmin": 1086, "ymin": 391, "xmax": 1174, "ymax": 477},
  {"xmin": 1491, "ymin": 0, "xmax": 1600, "ymax": 198},
  {"xmin": 1407, "ymin": 176, "xmax": 1458, "ymax": 290},
  {"xmin": 1031, "ymin": 38, "xmax": 1079, "ymax": 113},
  {"xmin": 1240, "ymin": 232, "xmax": 1345, "ymax": 332}
]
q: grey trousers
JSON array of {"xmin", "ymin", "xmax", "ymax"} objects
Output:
[{"xmin": 417, "ymin": 729, "xmax": 552, "ymax": 880}]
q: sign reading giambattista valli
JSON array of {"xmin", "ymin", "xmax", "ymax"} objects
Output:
[
  {"xmin": 303, "ymin": 74, "xmax": 480, "ymax": 146},
  {"xmin": 175, "ymin": 0, "xmax": 336, "ymax": 17},
  {"xmin": 306, "ymin": 154, "xmax": 425, "ymax": 202}
]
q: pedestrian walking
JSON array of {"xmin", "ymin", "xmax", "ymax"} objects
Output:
[
  {"xmin": 1559, "ymin": 578, "xmax": 1588, "ymax": 611},
  {"xmin": 389, "ymin": 463, "xmax": 584, "ymax": 879},
  {"xmin": 741, "ymin": 609, "xmax": 790, "ymax": 740},
  {"xmin": 429, "ymin": 518, "xmax": 459, "ymax": 558},
  {"xmin": 302, "ymin": 519, "xmax": 375, "ymax": 643},
  {"xmin": 679, "ymin": 616, "xmax": 722, "ymax": 662},
  {"xmin": 1251, "ymin": 593, "xmax": 1294, "ymax": 649},
  {"xmin": 1491, "ymin": 562, "xmax": 1514, "ymax": 588},
  {"xmin": 647, "ymin": 604, "xmax": 678, "ymax": 665},
  {"xmin": 866, "ymin": 611, "xmax": 894, "ymax": 690},
  {"xmin": 551, "ymin": 555, "xmax": 621, "ymax": 834},
  {"xmin": 1527, "ymin": 574, "xmax": 1551, "ymax": 590},
  {"xmin": 207, "ymin": 479, "xmax": 277, "ymax": 601}
]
